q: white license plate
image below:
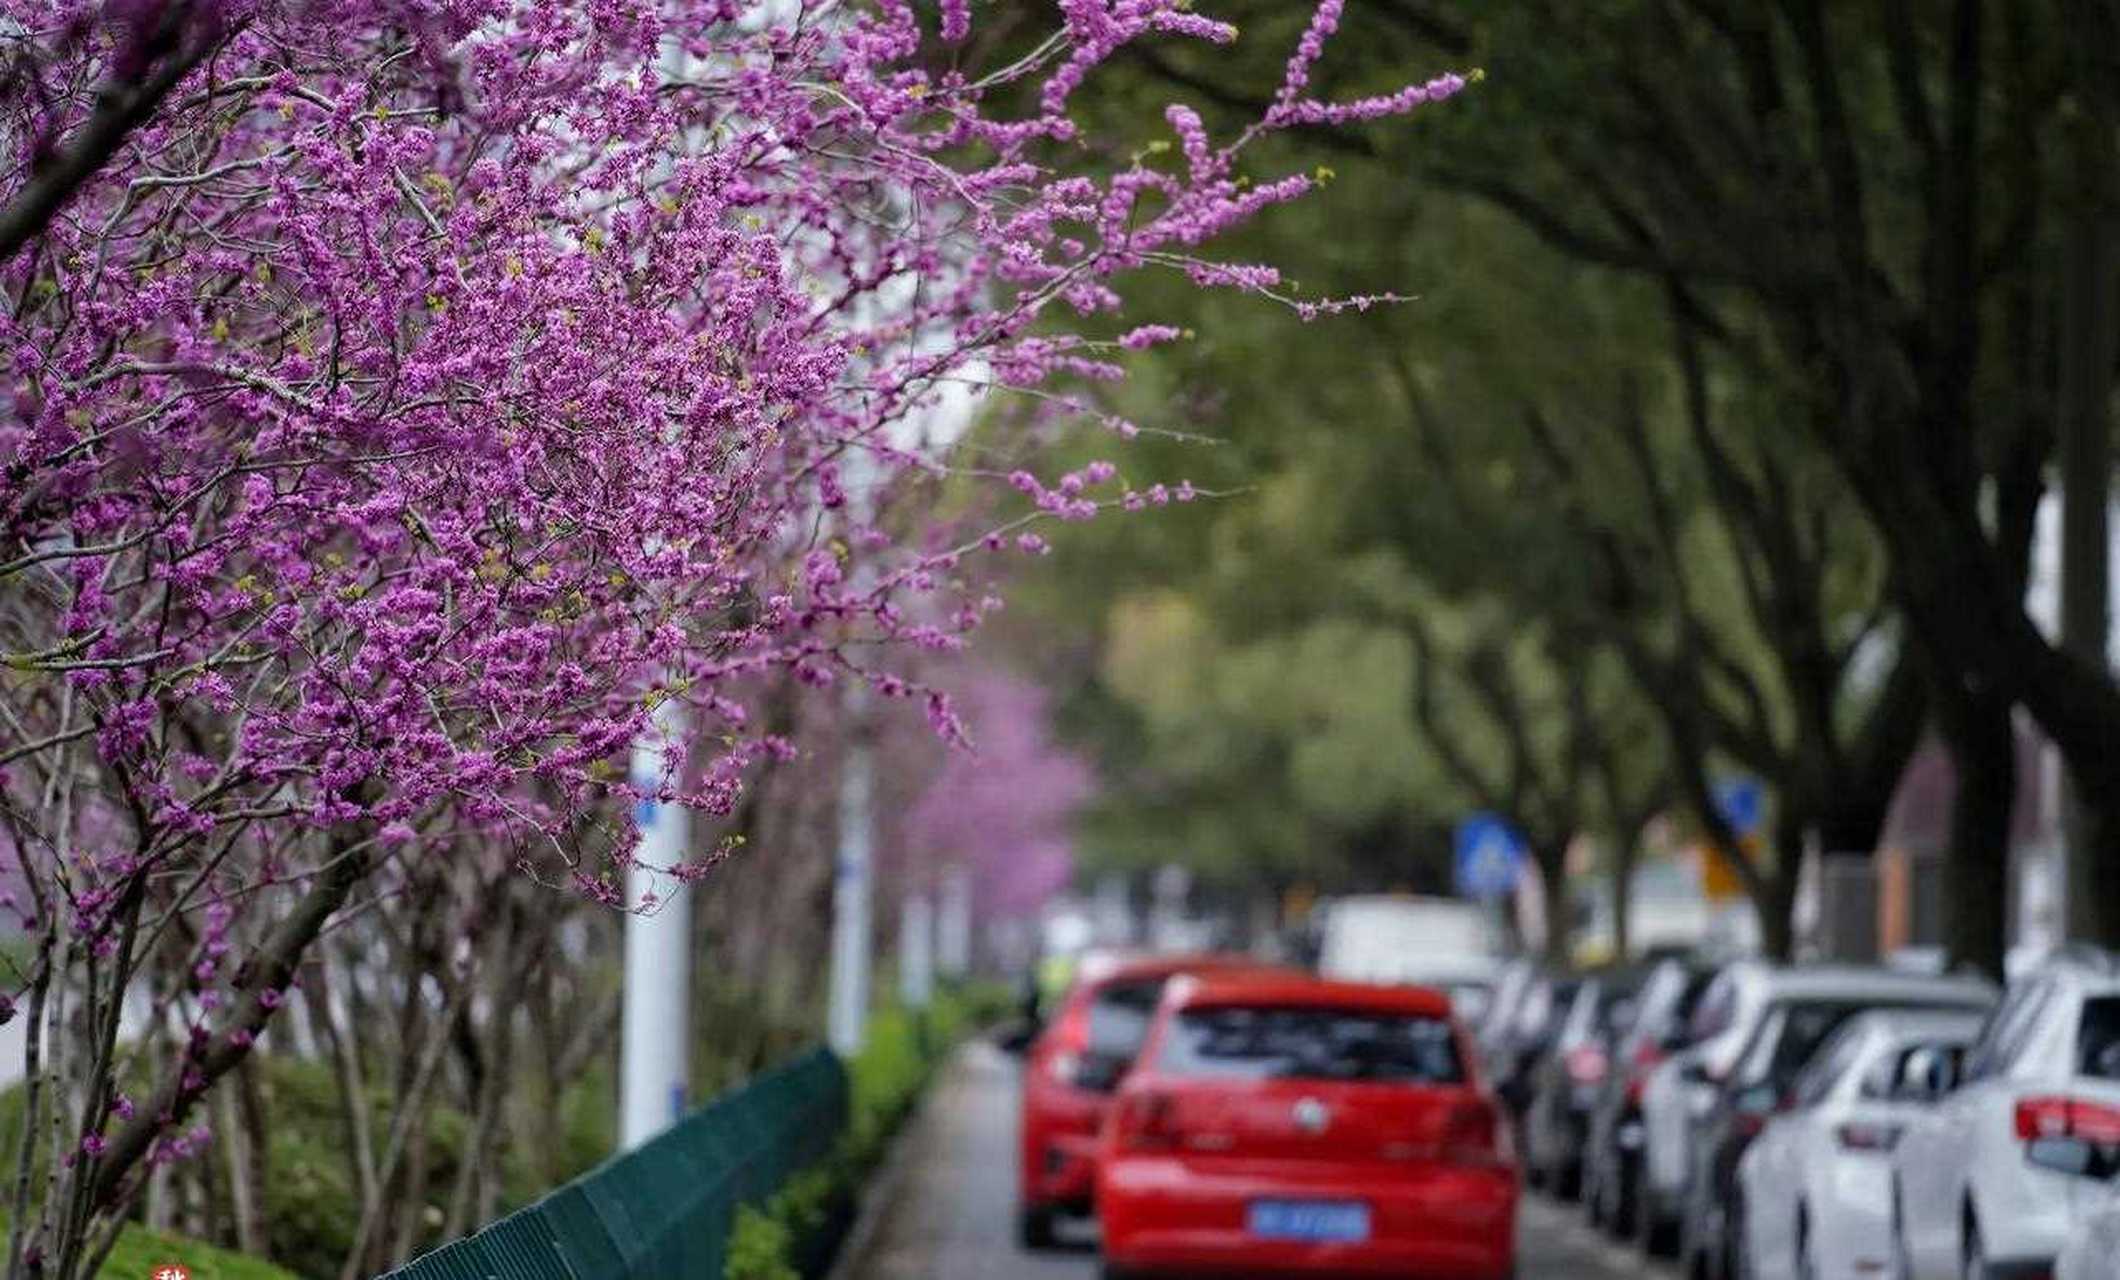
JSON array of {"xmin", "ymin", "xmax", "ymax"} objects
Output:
[{"xmin": 1247, "ymin": 1200, "xmax": 1371, "ymax": 1242}]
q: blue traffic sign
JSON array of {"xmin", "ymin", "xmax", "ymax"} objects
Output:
[
  {"xmin": 1454, "ymin": 812, "xmax": 1528, "ymax": 902},
  {"xmin": 1713, "ymin": 777, "xmax": 1764, "ymax": 837}
]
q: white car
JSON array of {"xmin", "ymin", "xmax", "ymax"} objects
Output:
[
  {"xmin": 1735, "ymin": 1008, "xmax": 1987, "ymax": 1279},
  {"xmin": 1476, "ymin": 955, "xmax": 1544, "ymax": 1067},
  {"xmin": 2058, "ymin": 1177, "xmax": 2120, "ymax": 1280},
  {"xmin": 1894, "ymin": 949, "xmax": 2120, "ymax": 1279},
  {"xmin": 1639, "ymin": 958, "xmax": 1778, "ymax": 1255}
]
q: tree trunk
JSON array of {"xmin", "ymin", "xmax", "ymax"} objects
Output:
[
  {"xmin": 1750, "ymin": 860, "xmax": 1797, "ymax": 963},
  {"xmin": 1538, "ymin": 844, "xmax": 1570, "ymax": 964},
  {"xmin": 212, "ymin": 1082, "xmax": 260, "ymax": 1256},
  {"xmin": 2068, "ymin": 776, "xmax": 2120, "ymax": 950},
  {"xmin": 306, "ymin": 956, "xmax": 379, "ymax": 1221},
  {"xmin": 2058, "ymin": 118, "xmax": 2120, "ymax": 946},
  {"xmin": 1935, "ymin": 686, "xmax": 2015, "ymax": 979},
  {"xmin": 1610, "ymin": 841, "xmax": 1633, "ymax": 963}
]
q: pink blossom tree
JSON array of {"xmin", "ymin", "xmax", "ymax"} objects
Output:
[
  {"xmin": 0, "ymin": 1, "xmax": 1461, "ymax": 1273},
  {"xmin": 900, "ymin": 669, "xmax": 1089, "ymax": 923}
]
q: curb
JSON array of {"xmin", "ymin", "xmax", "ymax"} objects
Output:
[{"xmin": 821, "ymin": 1041, "xmax": 971, "ymax": 1280}]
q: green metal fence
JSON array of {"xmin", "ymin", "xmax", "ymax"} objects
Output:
[{"xmin": 379, "ymin": 1047, "xmax": 849, "ymax": 1280}]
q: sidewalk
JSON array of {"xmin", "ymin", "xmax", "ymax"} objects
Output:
[{"xmin": 833, "ymin": 1040, "xmax": 1096, "ymax": 1280}]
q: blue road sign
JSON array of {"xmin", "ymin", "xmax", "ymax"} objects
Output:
[
  {"xmin": 1454, "ymin": 812, "xmax": 1528, "ymax": 902},
  {"xmin": 1713, "ymin": 777, "xmax": 1764, "ymax": 837}
]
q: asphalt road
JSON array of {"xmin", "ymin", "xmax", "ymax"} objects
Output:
[{"xmin": 835, "ymin": 1039, "xmax": 1677, "ymax": 1280}]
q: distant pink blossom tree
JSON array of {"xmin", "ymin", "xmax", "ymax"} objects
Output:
[
  {"xmin": 0, "ymin": 0, "xmax": 1461, "ymax": 1272},
  {"xmin": 901, "ymin": 671, "xmax": 1089, "ymax": 919}
]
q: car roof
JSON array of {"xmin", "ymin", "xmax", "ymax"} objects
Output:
[
  {"xmin": 1757, "ymin": 964, "xmax": 1996, "ymax": 1005},
  {"xmin": 1840, "ymin": 1006, "xmax": 1989, "ymax": 1044},
  {"xmin": 1172, "ymin": 974, "xmax": 1454, "ymax": 1018},
  {"xmin": 2025, "ymin": 946, "xmax": 2120, "ymax": 994},
  {"xmin": 1697, "ymin": 957, "xmax": 1777, "ymax": 997},
  {"xmin": 1086, "ymin": 952, "xmax": 1262, "ymax": 989},
  {"xmin": 1577, "ymin": 962, "xmax": 1657, "ymax": 989}
]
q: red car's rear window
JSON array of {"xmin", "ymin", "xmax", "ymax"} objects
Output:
[{"xmin": 1158, "ymin": 1005, "xmax": 1464, "ymax": 1084}]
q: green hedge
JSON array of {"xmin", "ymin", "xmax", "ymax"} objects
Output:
[
  {"xmin": 724, "ymin": 984, "xmax": 1005, "ymax": 1280},
  {"xmin": 97, "ymin": 1223, "xmax": 302, "ymax": 1280}
]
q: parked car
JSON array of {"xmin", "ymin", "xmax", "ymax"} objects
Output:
[
  {"xmin": 1096, "ymin": 973, "xmax": 1518, "ymax": 1280},
  {"xmin": 1475, "ymin": 955, "xmax": 1545, "ymax": 1069},
  {"xmin": 1582, "ymin": 956, "xmax": 1714, "ymax": 1241},
  {"xmin": 1733, "ymin": 1007, "xmax": 1986, "ymax": 1280},
  {"xmin": 1521, "ymin": 964, "xmax": 1651, "ymax": 1199},
  {"xmin": 1676, "ymin": 966, "xmax": 1997, "ymax": 1280},
  {"xmin": 1893, "ymin": 948, "xmax": 2120, "ymax": 1279},
  {"xmin": 1637, "ymin": 957, "xmax": 1779, "ymax": 1257},
  {"xmin": 1315, "ymin": 894, "xmax": 1506, "ymax": 1021},
  {"xmin": 1488, "ymin": 969, "xmax": 1580, "ymax": 1159},
  {"xmin": 2058, "ymin": 1176, "xmax": 2120, "ymax": 1280},
  {"xmin": 1017, "ymin": 953, "xmax": 1269, "ymax": 1248}
]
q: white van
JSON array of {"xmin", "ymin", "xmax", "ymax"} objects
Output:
[{"xmin": 1315, "ymin": 895, "xmax": 1507, "ymax": 1021}]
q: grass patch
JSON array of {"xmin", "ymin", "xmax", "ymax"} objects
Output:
[{"xmin": 98, "ymin": 1222, "xmax": 301, "ymax": 1280}]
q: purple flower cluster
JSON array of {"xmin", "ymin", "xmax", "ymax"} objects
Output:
[{"xmin": 0, "ymin": 0, "xmax": 1464, "ymax": 1210}]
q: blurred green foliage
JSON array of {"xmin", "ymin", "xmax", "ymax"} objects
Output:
[{"xmin": 726, "ymin": 984, "xmax": 1008, "ymax": 1280}]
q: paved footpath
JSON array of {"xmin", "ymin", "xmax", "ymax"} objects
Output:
[{"xmin": 836, "ymin": 1039, "xmax": 1677, "ymax": 1280}]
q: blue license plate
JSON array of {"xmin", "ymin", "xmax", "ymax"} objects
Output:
[{"xmin": 1246, "ymin": 1200, "xmax": 1371, "ymax": 1242}]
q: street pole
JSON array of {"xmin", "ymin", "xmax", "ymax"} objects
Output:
[
  {"xmin": 620, "ymin": 699, "xmax": 691, "ymax": 1150},
  {"xmin": 828, "ymin": 707, "xmax": 874, "ymax": 1056},
  {"xmin": 899, "ymin": 889, "xmax": 934, "ymax": 1009},
  {"xmin": 936, "ymin": 864, "xmax": 972, "ymax": 980}
]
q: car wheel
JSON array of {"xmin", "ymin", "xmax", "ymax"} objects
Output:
[
  {"xmin": 1554, "ymin": 1154, "xmax": 1583, "ymax": 1202},
  {"xmin": 1730, "ymin": 1205, "xmax": 1758, "ymax": 1280},
  {"xmin": 1961, "ymin": 1212, "xmax": 1991, "ymax": 1280},
  {"xmin": 1016, "ymin": 1204, "xmax": 1056, "ymax": 1251},
  {"xmin": 1890, "ymin": 1180, "xmax": 1914, "ymax": 1280},
  {"xmin": 1638, "ymin": 1179, "xmax": 1680, "ymax": 1259},
  {"xmin": 1722, "ymin": 1190, "xmax": 1747, "ymax": 1280},
  {"xmin": 1678, "ymin": 1195, "xmax": 1703, "ymax": 1280},
  {"xmin": 1099, "ymin": 1265, "xmax": 1137, "ymax": 1280},
  {"xmin": 1608, "ymin": 1158, "xmax": 1640, "ymax": 1242},
  {"xmin": 1683, "ymin": 1183, "xmax": 1725, "ymax": 1280}
]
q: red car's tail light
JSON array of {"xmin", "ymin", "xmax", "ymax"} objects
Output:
[
  {"xmin": 1833, "ymin": 1122, "xmax": 1904, "ymax": 1152},
  {"xmin": 1441, "ymin": 1100, "xmax": 1508, "ymax": 1168},
  {"xmin": 1565, "ymin": 1046, "xmax": 1609, "ymax": 1085},
  {"xmin": 1116, "ymin": 1090, "xmax": 1179, "ymax": 1151}
]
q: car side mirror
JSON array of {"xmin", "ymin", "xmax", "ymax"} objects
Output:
[
  {"xmin": 1733, "ymin": 1082, "xmax": 1781, "ymax": 1118},
  {"xmin": 993, "ymin": 1020, "xmax": 1038, "ymax": 1056},
  {"xmin": 1896, "ymin": 1047, "xmax": 1957, "ymax": 1102}
]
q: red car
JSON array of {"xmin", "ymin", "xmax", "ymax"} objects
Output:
[
  {"xmin": 1096, "ymin": 974, "xmax": 1519, "ymax": 1279},
  {"xmin": 1018, "ymin": 953, "xmax": 1271, "ymax": 1248}
]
